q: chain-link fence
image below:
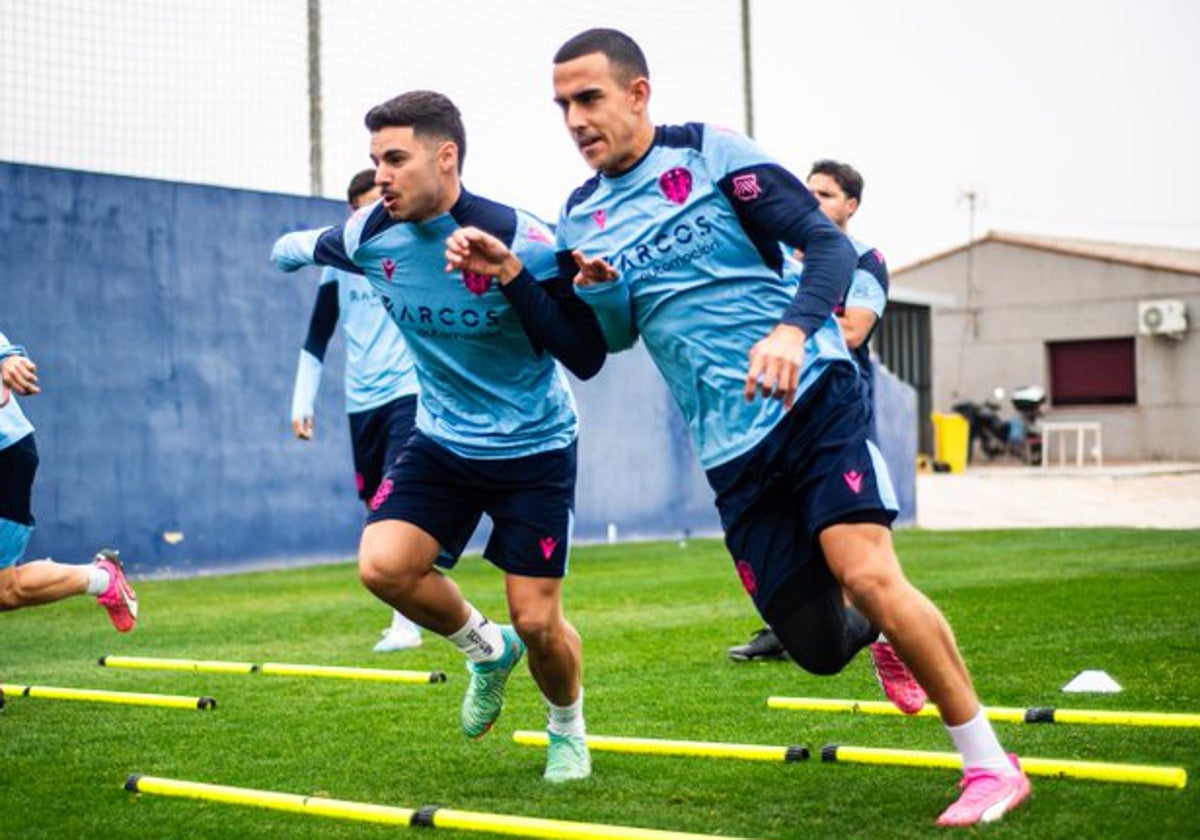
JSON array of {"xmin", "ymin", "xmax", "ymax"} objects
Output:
[{"xmin": 1, "ymin": 0, "xmax": 746, "ymax": 217}]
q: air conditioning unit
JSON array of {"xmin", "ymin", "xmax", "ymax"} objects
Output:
[{"xmin": 1138, "ymin": 299, "xmax": 1188, "ymax": 337}]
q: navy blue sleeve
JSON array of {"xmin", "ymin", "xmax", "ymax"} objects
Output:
[
  {"xmin": 555, "ymin": 250, "xmax": 578, "ymax": 284},
  {"xmin": 302, "ymin": 282, "xmax": 339, "ymax": 362},
  {"xmin": 312, "ymin": 227, "xmax": 364, "ymax": 275},
  {"xmin": 499, "ymin": 270, "xmax": 607, "ymax": 380},
  {"xmin": 718, "ymin": 163, "xmax": 856, "ymax": 337}
]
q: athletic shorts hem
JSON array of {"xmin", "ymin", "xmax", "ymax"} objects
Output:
[{"xmin": 812, "ymin": 506, "xmax": 896, "ymax": 536}]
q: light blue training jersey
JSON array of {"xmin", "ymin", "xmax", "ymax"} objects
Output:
[
  {"xmin": 844, "ymin": 236, "xmax": 888, "ymax": 322},
  {"xmin": 274, "ymin": 190, "xmax": 577, "ymax": 460},
  {"xmin": 319, "ymin": 266, "xmax": 418, "ymax": 412},
  {"xmin": 0, "ymin": 331, "xmax": 34, "ymax": 451},
  {"xmin": 558, "ymin": 124, "xmax": 857, "ymax": 470}
]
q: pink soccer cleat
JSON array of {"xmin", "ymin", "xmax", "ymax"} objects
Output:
[
  {"xmin": 93, "ymin": 549, "xmax": 138, "ymax": 632},
  {"xmin": 869, "ymin": 641, "xmax": 927, "ymax": 714},
  {"xmin": 937, "ymin": 754, "xmax": 1031, "ymax": 827}
]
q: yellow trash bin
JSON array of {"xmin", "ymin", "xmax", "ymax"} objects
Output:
[{"xmin": 931, "ymin": 412, "xmax": 970, "ymax": 474}]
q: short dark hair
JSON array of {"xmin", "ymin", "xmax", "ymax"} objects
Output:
[
  {"xmin": 346, "ymin": 168, "xmax": 377, "ymax": 206},
  {"xmin": 809, "ymin": 159, "xmax": 864, "ymax": 204},
  {"xmin": 364, "ymin": 90, "xmax": 466, "ymax": 173},
  {"xmin": 554, "ymin": 28, "xmax": 649, "ymax": 83}
]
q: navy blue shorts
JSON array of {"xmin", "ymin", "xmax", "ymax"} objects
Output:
[
  {"xmin": 365, "ymin": 431, "xmax": 577, "ymax": 578},
  {"xmin": 706, "ymin": 363, "xmax": 897, "ymax": 620},
  {"xmin": 0, "ymin": 434, "xmax": 38, "ymax": 568},
  {"xmin": 348, "ymin": 394, "xmax": 417, "ymax": 501},
  {"xmin": 0, "ymin": 433, "xmax": 37, "ymax": 526}
]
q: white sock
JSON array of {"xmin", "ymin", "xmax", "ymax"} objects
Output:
[
  {"xmin": 85, "ymin": 564, "xmax": 111, "ymax": 595},
  {"xmin": 946, "ymin": 708, "xmax": 1015, "ymax": 774},
  {"xmin": 546, "ymin": 687, "xmax": 586, "ymax": 738},
  {"xmin": 389, "ymin": 610, "xmax": 421, "ymax": 636},
  {"xmin": 447, "ymin": 605, "xmax": 505, "ymax": 663}
]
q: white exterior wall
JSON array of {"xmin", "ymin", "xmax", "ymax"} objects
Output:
[{"xmin": 897, "ymin": 241, "xmax": 1200, "ymax": 461}]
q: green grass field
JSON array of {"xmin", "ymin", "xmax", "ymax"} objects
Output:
[{"xmin": 2, "ymin": 529, "xmax": 1198, "ymax": 839}]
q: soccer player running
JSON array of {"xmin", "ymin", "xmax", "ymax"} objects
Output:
[
  {"xmin": 273, "ymin": 91, "xmax": 604, "ymax": 783},
  {"xmin": 290, "ymin": 168, "xmax": 424, "ymax": 653},
  {"xmin": 541, "ymin": 28, "xmax": 1027, "ymax": 826},
  {"xmin": 729, "ymin": 161, "xmax": 896, "ymax": 676},
  {"xmin": 0, "ymin": 332, "xmax": 138, "ymax": 637}
]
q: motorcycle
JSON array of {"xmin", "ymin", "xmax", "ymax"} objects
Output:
[{"xmin": 952, "ymin": 385, "xmax": 1046, "ymax": 465}]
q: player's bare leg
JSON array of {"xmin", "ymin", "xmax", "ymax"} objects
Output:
[
  {"xmin": 0, "ymin": 561, "xmax": 88, "ymax": 608},
  {"xmin": 357, "ymin": 519, "xmax": 467, "ymax": 634},
  {"xmin": 506, "ymin": 574, "xmax": 589, "ymax": 782},
  {"xmin": 821, "ymin": 523, "xmax": 1029, "ymax": 825}
]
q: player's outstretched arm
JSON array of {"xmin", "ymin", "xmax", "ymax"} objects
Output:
[
  {"xmin": 569, "ymin": 250, "xmax": 618, "ymax": 287},
  {"xmin": 444, "ymin": 226, "xmax": 523, "ymax": 282},
  {"xmin": 565, "ymin": 250, "xmax": 637, "ymax": 353},
  {"xmin": 0, "ymin": 345, "xmax": 39, "ymax": 397},
  {"xmin": 272, "ymin": 228, "xmax": 330, "ymax": 272},
  {"xmin": 289, "ymin": 279, "xmax": 338, "ymax": 441},
  {"xmin": 447, "ymin": 228, "xmax": 607, "ymax": 379},
  {"xmin": 744, "ymin": 324, "xmax": 807, "ymax": 410}
]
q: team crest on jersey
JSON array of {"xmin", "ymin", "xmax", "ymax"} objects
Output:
[
  {"xmin": 525, "ymin": 224, "xmax": 552, "ymax": 245},
  {"xmin": 381, "ymin": 258, "xmax": 397, "ymax": 280},
  {"xmin": 732, "ymin": 173, "xmax": 762, "ymax": 202},
  {"xmin": 462, "ymin": 271, "xmax": 493, "ymax": 297},
  {"xmin": 591, "ymin": 209, "xmax": 607, "ymax": 230},
  {"xmin": 658, "ymin": 167, "xmax": 693, "ymax": 205}
]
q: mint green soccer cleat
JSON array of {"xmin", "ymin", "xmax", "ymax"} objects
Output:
[
  {"xmin": 461, "ymin": 625, "xmax": 525, "ymax": 739},
  {"xmin": 543, "ymin": 731, "xmax": 592, "ymax": 783}
]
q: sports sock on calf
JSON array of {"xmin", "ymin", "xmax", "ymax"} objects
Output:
[
  {"xmin": 946, "ymin": 707, "xmax": 1016, "ymax": 774},
  {"xmin": 447, "ymin": 605, "xmax": 506, "ymax": 663},
  {"xmin": 85, "ymin": 564, "xmax": 111, "ymax": 596},
  {"xmin": 546, "ymin": 687, "xmax": 586, "ymax": 737}
]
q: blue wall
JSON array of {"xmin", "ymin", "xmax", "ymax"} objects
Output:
[{"xmin": 1, "ymin": 162, "xmax": 914, "ymax": 576}]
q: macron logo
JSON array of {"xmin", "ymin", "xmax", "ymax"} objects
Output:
[
  {"xmin": 843, "ymin": 470, "xmax": 864, "ymax": 494},
  {"xmin": 592, "ymin": 209, "xmax": 607, "ymax": 230},
  {"xmin": 381, "ymin": 258, "xmax": 396, "ymax": 280},
  {"xmin": 538, "ymin": 536, "xmax": 558, "ymax": 561}
]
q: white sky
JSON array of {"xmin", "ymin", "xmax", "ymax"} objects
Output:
[
  {"xmin": 2, "ymin": 0, "xmax": 1197, "ymax": 268},
  {"xmin": 751, "ymin": 0, "xmax": 1200, "ymax": 266}
]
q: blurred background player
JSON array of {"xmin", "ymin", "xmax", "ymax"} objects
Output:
[
  {"xmin": 290, "ymin": 168, "xmax": 423, "ymax": 652},
  {"xmin": 728, "ymin": 159, "xmax": 890, "ymax": 664},
  {"xmin": 0, "ymin": 331, "xmax": 138, "ymax": 631}
]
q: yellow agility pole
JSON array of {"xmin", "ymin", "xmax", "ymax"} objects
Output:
[
  {"xmin": 99, "ymin": 654, "xmax": 446, "ymax": 684},
  {"xmin": 767, "ymin": 696, "xmax": 1200, "ymax": 730},
  {"xmin": 513, "ymin": 731, "xmax": 808, "ymax": 763},
  {"xmin": 99, "ymin": 655, "xmax": 257, "ymax": 674},
  {"xmin": 820, "ymin": 745, "xmax": 1187, "ymax": 790},
  {"xmin": 124, "ymin": 774, "xmax": 758, "ymax": 840},
  {"xmin": 258, "ymin": 662, "xmax": 445, "ymax": 684},
  {"xmin": 1, "ymin": 683, "xmax": 215, "ymax": 710},
  {"xmin": 513, "ymin": 731, "xmax": 1185, "ymax": 790}
]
